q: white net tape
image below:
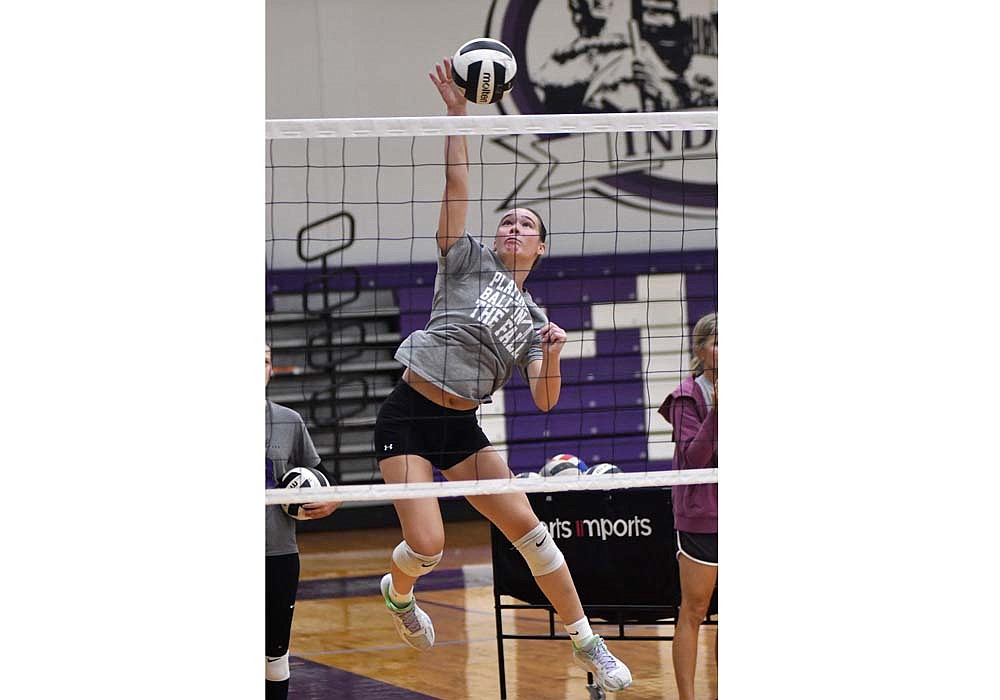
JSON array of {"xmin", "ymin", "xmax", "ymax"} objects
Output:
[
  {"xmin": 266, "ymin": 109, "xmax": 717, "ymax": 139},
  {"xmin": 265, "ymin": 468, "xmax": 717, "ymax": 505}
]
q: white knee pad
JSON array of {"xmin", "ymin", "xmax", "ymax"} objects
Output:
[
  {"xmin": 512, "ymin": 523, "xmax": 565, "ymax": 577},
  {"xmin": 265, "ymin": 652, "xmax": 289, "ymax": 682},
  {"xmin": 392, "ymin": 540, "xmax": 443, "ymax": 578}
]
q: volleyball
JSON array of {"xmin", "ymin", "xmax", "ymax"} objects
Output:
[
  {"xmin": 279, "ymin": 466, "xmax": 330, "ymax": 520},
  {"xmin": 585, "ymin": 463, "xmax": 623, "ymax": 476},
  {"xmin": 539, "ymin": 453, "xmax": 587, "ymax": 477},
  {"xmin": 451, "ymin": 38, "xmax": 517, "ymax": 105}
]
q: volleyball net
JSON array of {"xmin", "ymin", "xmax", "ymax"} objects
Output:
[{"xmin": 265, "ymin": 110, "xmax": 717, "ymax": 505}]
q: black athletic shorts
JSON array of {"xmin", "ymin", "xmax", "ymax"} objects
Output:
[
  {"xmin": 265, "ymin": 553, "xmax": 300, "ymax": 657},
  {"xmin": 373, "ymin": 381, "xmax": 491, "ymax": 471},
  {"xmin": 675, "ymin": 530, "xmax": 718, "ymax": 566}
]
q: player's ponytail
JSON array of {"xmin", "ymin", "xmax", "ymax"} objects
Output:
[{"xmin": 525, "ymin": 207, "xmax": 547, "ymax": 273}]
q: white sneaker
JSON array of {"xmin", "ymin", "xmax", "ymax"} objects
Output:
[
  {"xmin": 380, "ymin": 573, "xmax": 435, "ymax": 650},
  {"xmin": 572, "ymin": 635, "xmax": 633, "ymax": 692}
]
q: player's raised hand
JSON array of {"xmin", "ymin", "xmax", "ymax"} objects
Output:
[{"xmin": 430, "ymin": 58, "xmax": 467, "ymax": 115}]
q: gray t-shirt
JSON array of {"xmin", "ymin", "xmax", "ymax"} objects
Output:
[
  {"xmin": 394, "ymin": 232, "xmax": 547, "ymax": 403},
  {"xmin": 265, "ymin": 400, "xmax": 321, "ymax": 557},
  {"xmin": 695, "ymin": 373, "xmax": 715, "ymax": 412}
]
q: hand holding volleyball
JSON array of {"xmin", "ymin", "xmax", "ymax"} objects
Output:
[
  {"xmin": 301, "ymin": 499, "xmax": 340, "ymax": 519},
  {"xmin": 279, "ymin": 466, "xmax": 340, "ymax": 520}
]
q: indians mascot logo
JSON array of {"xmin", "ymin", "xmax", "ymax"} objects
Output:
[{"xmin": 485, "ymin": 0, "xmax": 718, "ymax": 216}]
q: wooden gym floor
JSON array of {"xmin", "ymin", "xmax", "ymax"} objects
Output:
[{"xmin": 288, "ymin": 519, "xmax": 717, "ymax": 700}]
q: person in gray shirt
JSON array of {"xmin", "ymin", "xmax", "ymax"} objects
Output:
[
  {"xmin": 370, "ymin": 59, "xmax": 633, "ymax": 694},
  {"xmin": 265, "ymin": 345, "xmax": 339, "ymax": 700}
]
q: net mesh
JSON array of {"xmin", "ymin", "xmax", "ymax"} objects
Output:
[{"xmin": 265, "ymin": 111, "xmax": 717, "ymax": 503}]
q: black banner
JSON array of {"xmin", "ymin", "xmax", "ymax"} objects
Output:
[{"xmin": 491, "ymin": 488, "xmax": 717, "ymax": 623}]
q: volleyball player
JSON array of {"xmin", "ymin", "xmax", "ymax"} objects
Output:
[
  {"xmin": 265, "ymin": 344, "xmax": 340, "ymax": 700},
  {"xmin": 658, "ymin": 313, "xmax": 718, "ymax": 700},
  {"xmin": 368, "ymin": 59, "xmax": 633, "ymax": 693}
]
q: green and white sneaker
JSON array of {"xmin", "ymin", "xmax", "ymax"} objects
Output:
[
  {"xmin": 572, "ymin": 635, "xmax": 633, "ymax": 692},
  {"xmin": 380, "ymin": 573, "xmax": 435, "ymax": 650}
]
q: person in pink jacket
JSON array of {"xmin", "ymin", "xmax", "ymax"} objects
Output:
[{"xmin": 659, "ymin": 312, "xmax": 717, "ymax": 700}]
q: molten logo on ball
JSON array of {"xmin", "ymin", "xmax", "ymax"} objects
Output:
[{"xmin": 479, "ymin": 71, "xmax": 492, "ymax": 102}]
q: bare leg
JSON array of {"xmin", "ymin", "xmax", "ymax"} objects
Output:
[
  {"xmin": 379, "ymin": 454, "xmax": 444, "ymax": 594},
  {"xmin": 673, "ymin": 552, "xmax": 718, "ymax": 700},
  {"xmin": 443, "ymin": 447, "xmax": 585, "ymax": 623},
  {"xmin": 446, "ymin": 447, "xmax": 632, "ymax": 691}
]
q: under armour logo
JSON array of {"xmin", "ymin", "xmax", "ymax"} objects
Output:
[{"xmin": 384, "ymin": 444, "xmax": 393, "ymax": 451}]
